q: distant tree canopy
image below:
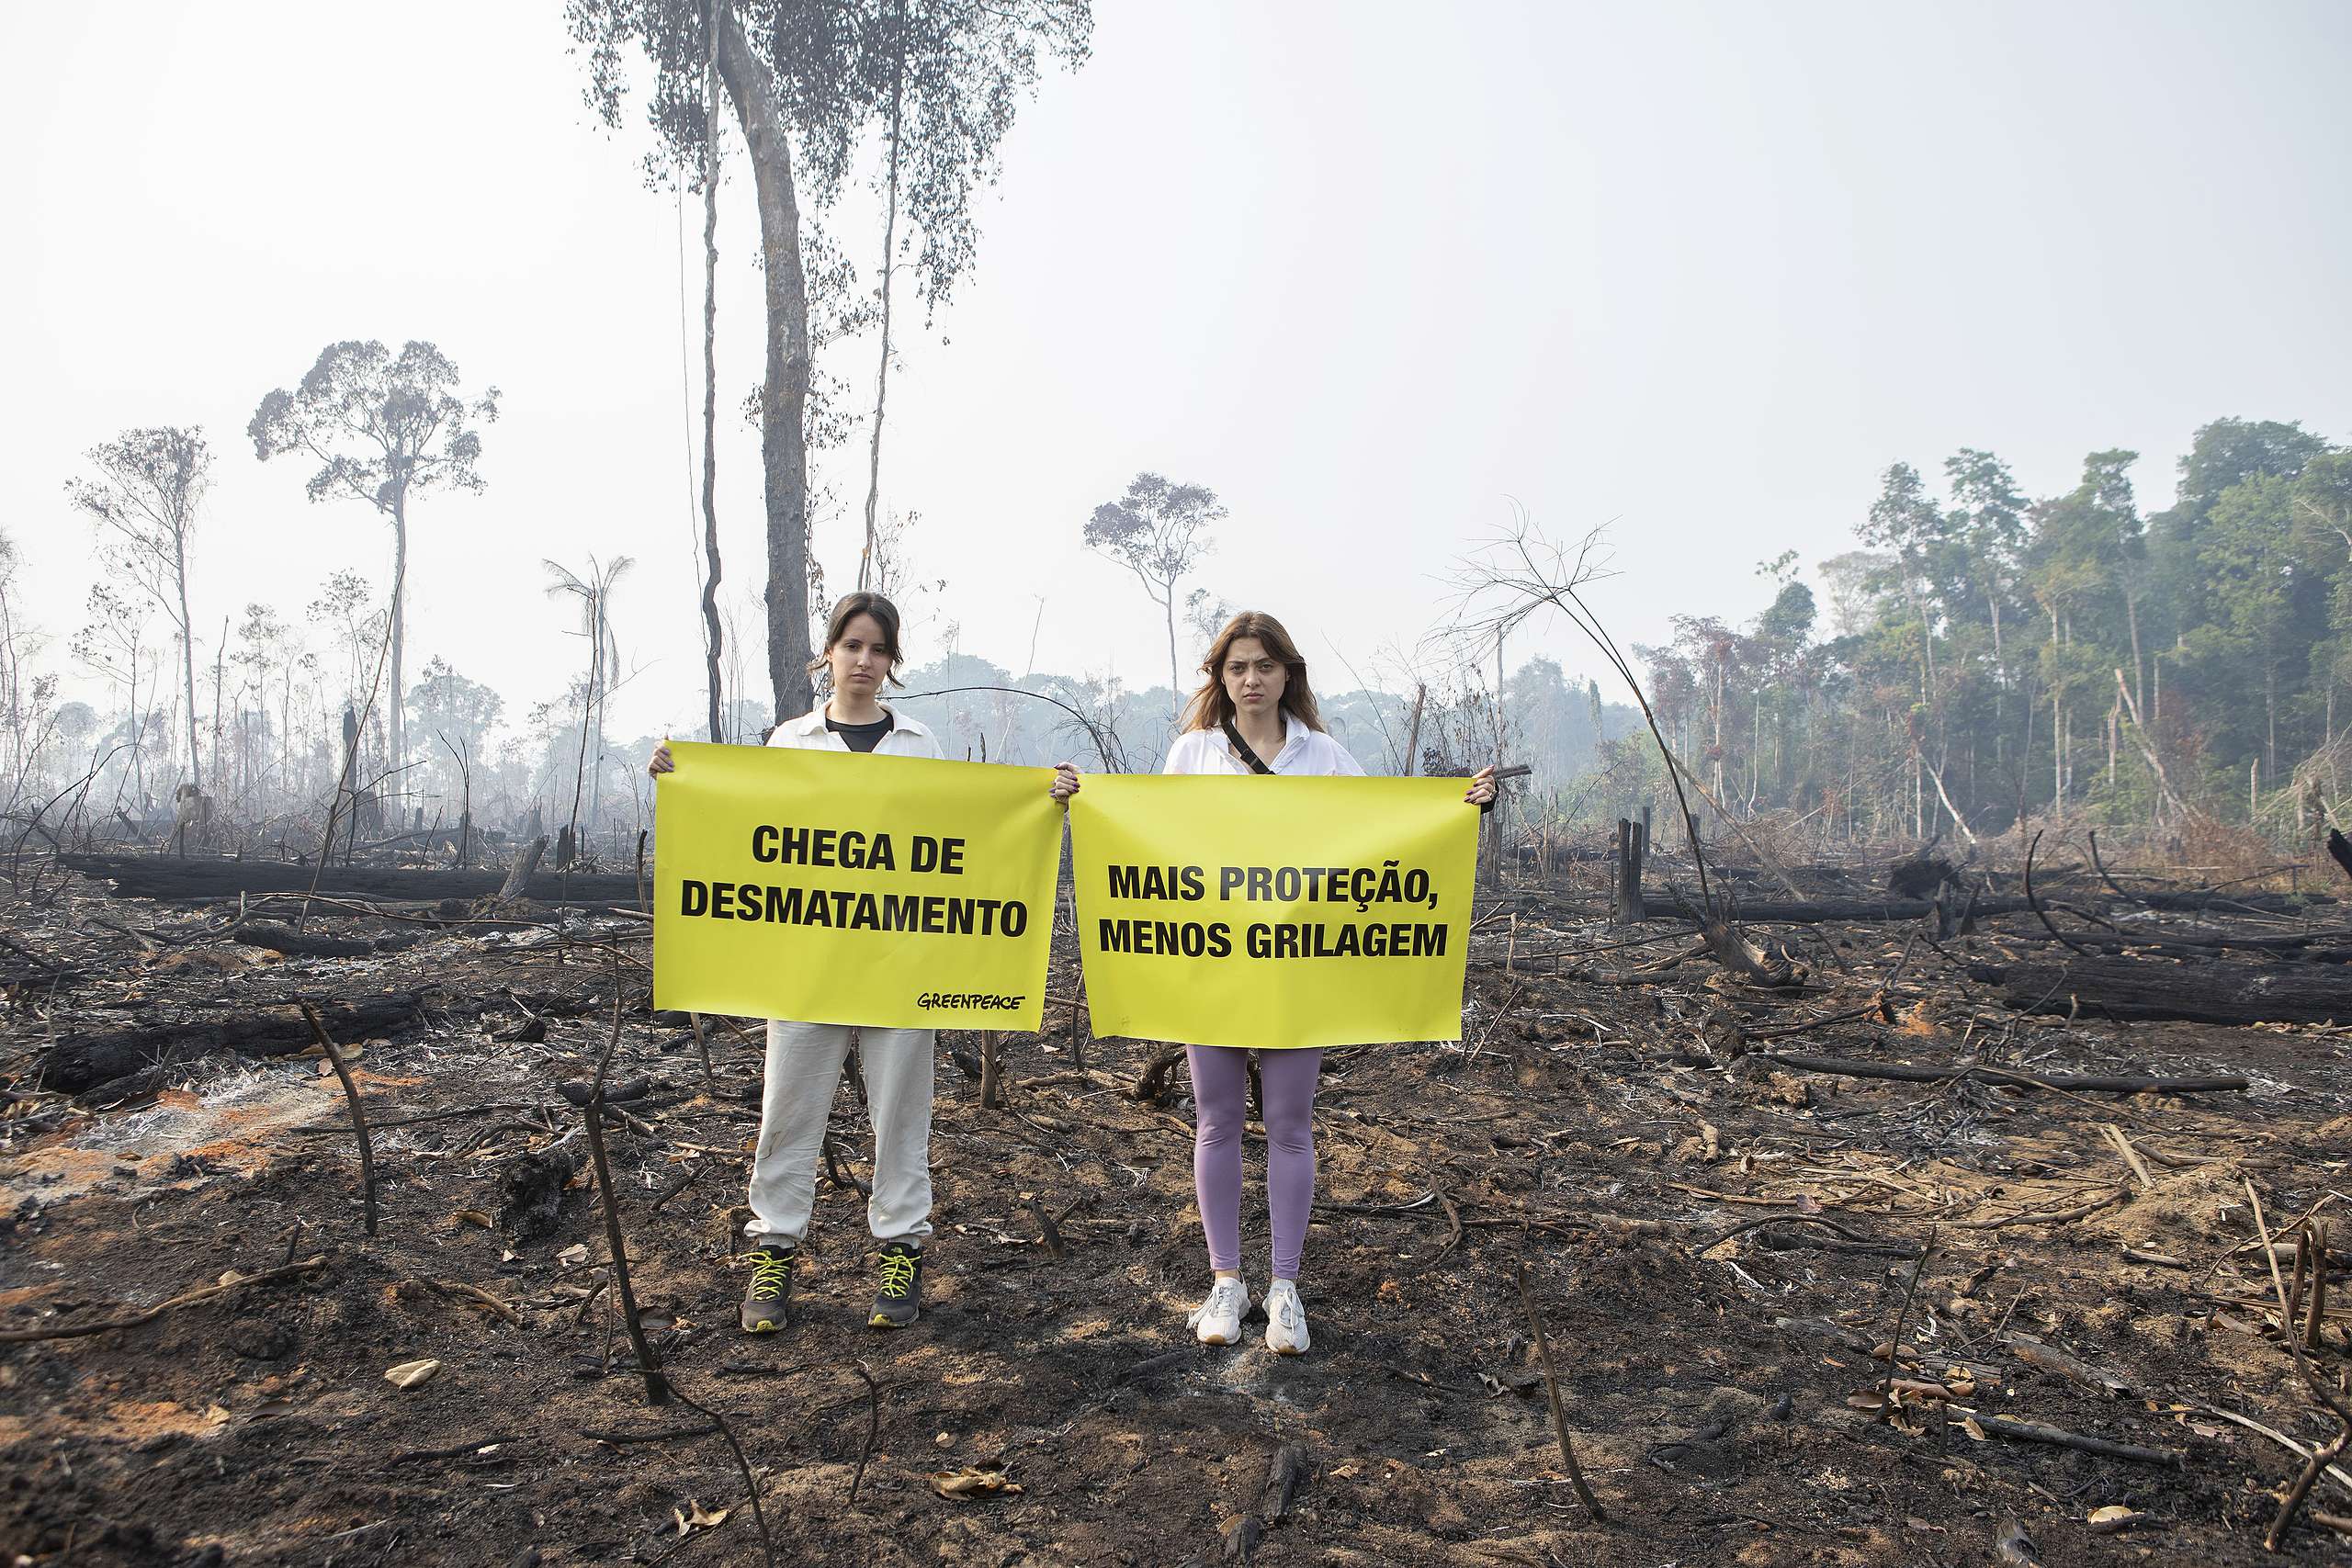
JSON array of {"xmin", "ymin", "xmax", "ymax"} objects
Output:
[
  {"xmin": 565, "ymin": 0, "xmax": 1092, "ymax": 728},
  {"xmin": 1083, "ymin": 472, "xmax": 1221, "ymax": 722},
  {"xmin": 1632, "ymin": 415, "xmax": 2352, "ymax": 842},
  {"xmin": 249, "ymin": 340, "xmax": 498, "ymax": 779},
  {"xmin": 64, "ymin": 426, "xmax": 210, "ymax": 788}
]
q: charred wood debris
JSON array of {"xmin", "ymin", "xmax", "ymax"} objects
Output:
[{"xmin": 1, "ymin": 827, "xmax": 2349, "ymax": 1567}]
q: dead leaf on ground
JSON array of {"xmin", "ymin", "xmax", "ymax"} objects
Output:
[
  {"xmin": 383, "ymin": 1359, "xmax": 441, "ymax": 1390},
  {"xmin": 930, "ymin": 1468, "xmax": 1023, "ymax": 1499},
  {"xmin": 673, "ymin": 1500, "xmax": 729, "ymax": 1535}
]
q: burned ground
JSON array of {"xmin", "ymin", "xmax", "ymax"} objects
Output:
[{"xmin": 3, "ymin": 851, "xmax": 2350, "ymax": 1566}]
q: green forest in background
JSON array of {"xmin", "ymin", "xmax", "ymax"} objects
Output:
[{"xmin": 1619, "ymin": 416, "xmax": 2352, "ymax": 845}]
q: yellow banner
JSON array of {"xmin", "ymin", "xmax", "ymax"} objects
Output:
[
  {"xmin": 1069, "ymin": 775, "xmax": 1481, "ymax": 1049},
  {"xmin": 653, "ymin": 742, "xmax": 1063, "ymax": 1031}
]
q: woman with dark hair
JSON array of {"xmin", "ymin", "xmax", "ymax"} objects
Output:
[
  {"xmin": 650, "ymin": 592, "xmax": 1079, "ymax": 1334},
  {"xmin": 1165, "ymin": 611, "xmax": 1494, "ymax": 1353}
]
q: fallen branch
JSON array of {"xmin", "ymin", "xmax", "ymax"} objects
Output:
[
  {"xmin": 293, "ymin": 1102, "xmax": 530, "ymax": 1134},
  {"xmin": 388, "ymin": 1436, "xmax": 524, "ymax": 1465},
  {"xmin": 1954, "ymin": 1190, "xmax": 2130, "ymax": 1231},
  {"xmin": 2001, "ymin": 1333, "xmax": 2129, "ymax": 1396},
  {"xmin": 1694, "ymin": 1213, "xmax": 1907, "ymax": 1258},
  {"xmin": 1313, "ymin": 1191, "xmax": 1440, "ymax": 1217},
  {"xmin": 1131, "ymin": 1044, "xmax": 1187, "ymax": 1104},
  {"xmin": 651, "ymin": 1156, "xmax": 718, "ymax": 1213},
  {"xmin": 1739, "ymin": 1001, "xmax": 1888, "ymax": 1043},
  {"xmin": 1956, "ymin": 1410, "xmax": 2182, "ymax": 1467},
  {"xmin": 0, "ymin": 1255, "xmax": 328, "ymax": 1344},
  {"xmin": 582, "ymin": 1424, "xmax": 720, "ymax": 1446},
  {"xmin": 2195, "ymin": 1406, "xmax": 2352, "ymax": 1498},
  {"xmin": 2101, "ymin": 1122, "xmax": 2154, "ymax": 1190},
  {"xmin": 1758, "ymin": 1053, "xmax": 2249, "ymax": 1096},
  {"xmin": 401, "ymin": 1276, "xmax": 521, "ymax": 1327}
]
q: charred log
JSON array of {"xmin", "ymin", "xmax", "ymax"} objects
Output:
[
  {"xmin": 1968, "ymin": 956, "xmax": 2352, "ymax": 1026},
  {"xmin": 62, "ymin": 852, "xmax": 630, "ymax": 907},
  {"xmin": 35, "ymin": 993, "xmax": 429, "ymax": 1095}
]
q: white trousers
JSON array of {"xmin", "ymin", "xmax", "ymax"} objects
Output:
[{"xmin": 744, "ymin": 1021, "xmax": 936, "ymax": 1248}]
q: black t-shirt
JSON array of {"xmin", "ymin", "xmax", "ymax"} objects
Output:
[{"xmin": 826, "ymin": 714, "xmax": 894, "ymax": 753}]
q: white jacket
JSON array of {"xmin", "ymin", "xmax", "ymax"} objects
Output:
[
  {"xmin": 1161, "ymin": 716, "xmax": 1364, "ymax": 777},
  {"xmin": 763, "ymin": 705, "xmax": 944, "ymax": 760}
]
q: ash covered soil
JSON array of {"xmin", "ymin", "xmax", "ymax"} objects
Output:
[{"xmin": 3, "ymin": 865, "xmax": 2351, "ymax": 1566}]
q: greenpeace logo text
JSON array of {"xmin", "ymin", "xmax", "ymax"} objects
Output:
[{"xmin": 915, "ymin": 991, "xmax": 1027, "ymax": 1012}]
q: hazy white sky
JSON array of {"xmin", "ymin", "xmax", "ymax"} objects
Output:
[{"xmin": 6, "ymin": 0, "xmax": 2349, "ymax": 742}]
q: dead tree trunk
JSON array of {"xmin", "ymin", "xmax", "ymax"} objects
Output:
[
  {"xmin": 499, "ymin": 835, "xmax": 550, "ymax": 902},
  {"xmin": 1611, "ymin": 817, "xmax": 1645, "ymax": 924}
]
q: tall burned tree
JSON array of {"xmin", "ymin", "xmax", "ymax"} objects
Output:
[
  {"xmin": 249, "ymin": 340, "xmax": 499, "ymax": 778},
  {"xmin": 546, "ymin": 555, "xmax": 634, "ymax": 856},
  {"xmin": 66, "ymin": 426, "xmax": 210, "ymax": 790},
  {"xmin": 566, "ymin": 0, "xmax": 1093, "ymax": 728},
  {"xmin": 1084, "ymin": 473, "xmax": 1222, "ymax": 722},
  {"xmin": 72, "ymin": 584, "xmax": 155, "ymax": 807}
]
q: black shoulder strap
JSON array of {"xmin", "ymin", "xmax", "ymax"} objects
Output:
[{"xmin": 1220, "ymin": 719, "xmax": 1277, "ymax": 775}]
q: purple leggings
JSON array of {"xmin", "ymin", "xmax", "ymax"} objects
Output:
[{"xmin": 1188, "ymin": 1045, "xmax": 1322, "ymax": 1281}]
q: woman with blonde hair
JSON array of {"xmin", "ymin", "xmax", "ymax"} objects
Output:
[{"xmin": 1162, "ymin": 611, "xmax": 1493, "ymax": 1353}]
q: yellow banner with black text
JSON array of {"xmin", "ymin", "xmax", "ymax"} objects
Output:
[
  {"xmin": 1069, "ymin": 775, "xmax": 1481, "ymax": 1049},
  {"xmin": 652, "ymin": 742, "xmax": 1064, "ymax": 1032}
]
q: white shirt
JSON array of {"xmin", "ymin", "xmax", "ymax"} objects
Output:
[
  {"xmin": 1160, "ymin": 715, "xmax": 1365, "ymax": 777},
  {"xmin": 763, "ymin": 705, "xmax": 944, "ymax": 760}
]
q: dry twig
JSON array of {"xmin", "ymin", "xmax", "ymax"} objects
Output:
[
  {"xmin": 584, "ymin": 964, "xmax": 667, "ymax": 1405},
  {"xmin": 300, "ymin": 1001, "xmax": 378, "ymax": 1236},
  {"xmin": 1513, "ymin": 1256, "xmax": 1605, "ymax": 1523},
  {"xmin": 0, "ymin": 1256, "xmax": 328, "ymax": 1344},
  {"xmin": 2244, "ymin": 1178, "xmax": 2352, "ymax": 1551},
  {"xmin": 849, "ymin": 1360, "xmax": 882, "ymax": 1505}
]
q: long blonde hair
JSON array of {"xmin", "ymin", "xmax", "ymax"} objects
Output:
[{"xmin": 1179, "ymin": 611, "xmax": 1326, "ymax": 733}]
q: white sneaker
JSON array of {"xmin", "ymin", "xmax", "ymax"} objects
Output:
[
  {"xmin": 1264, "ymin": 1279, "xmax": 1310, "ymax": 1355},
  {"xmin": 1186, "ymin": 1278, "xmax": 1252, "ymax": 1345}
]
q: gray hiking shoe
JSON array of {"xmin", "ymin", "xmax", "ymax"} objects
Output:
[
  {"xmin": 867, "ymin": 1240, "xmax": 925, "ymax": 1329},
  {"xmin": 739, "ymin": 1245, "xmax": 795, "ymax": 1333}
]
